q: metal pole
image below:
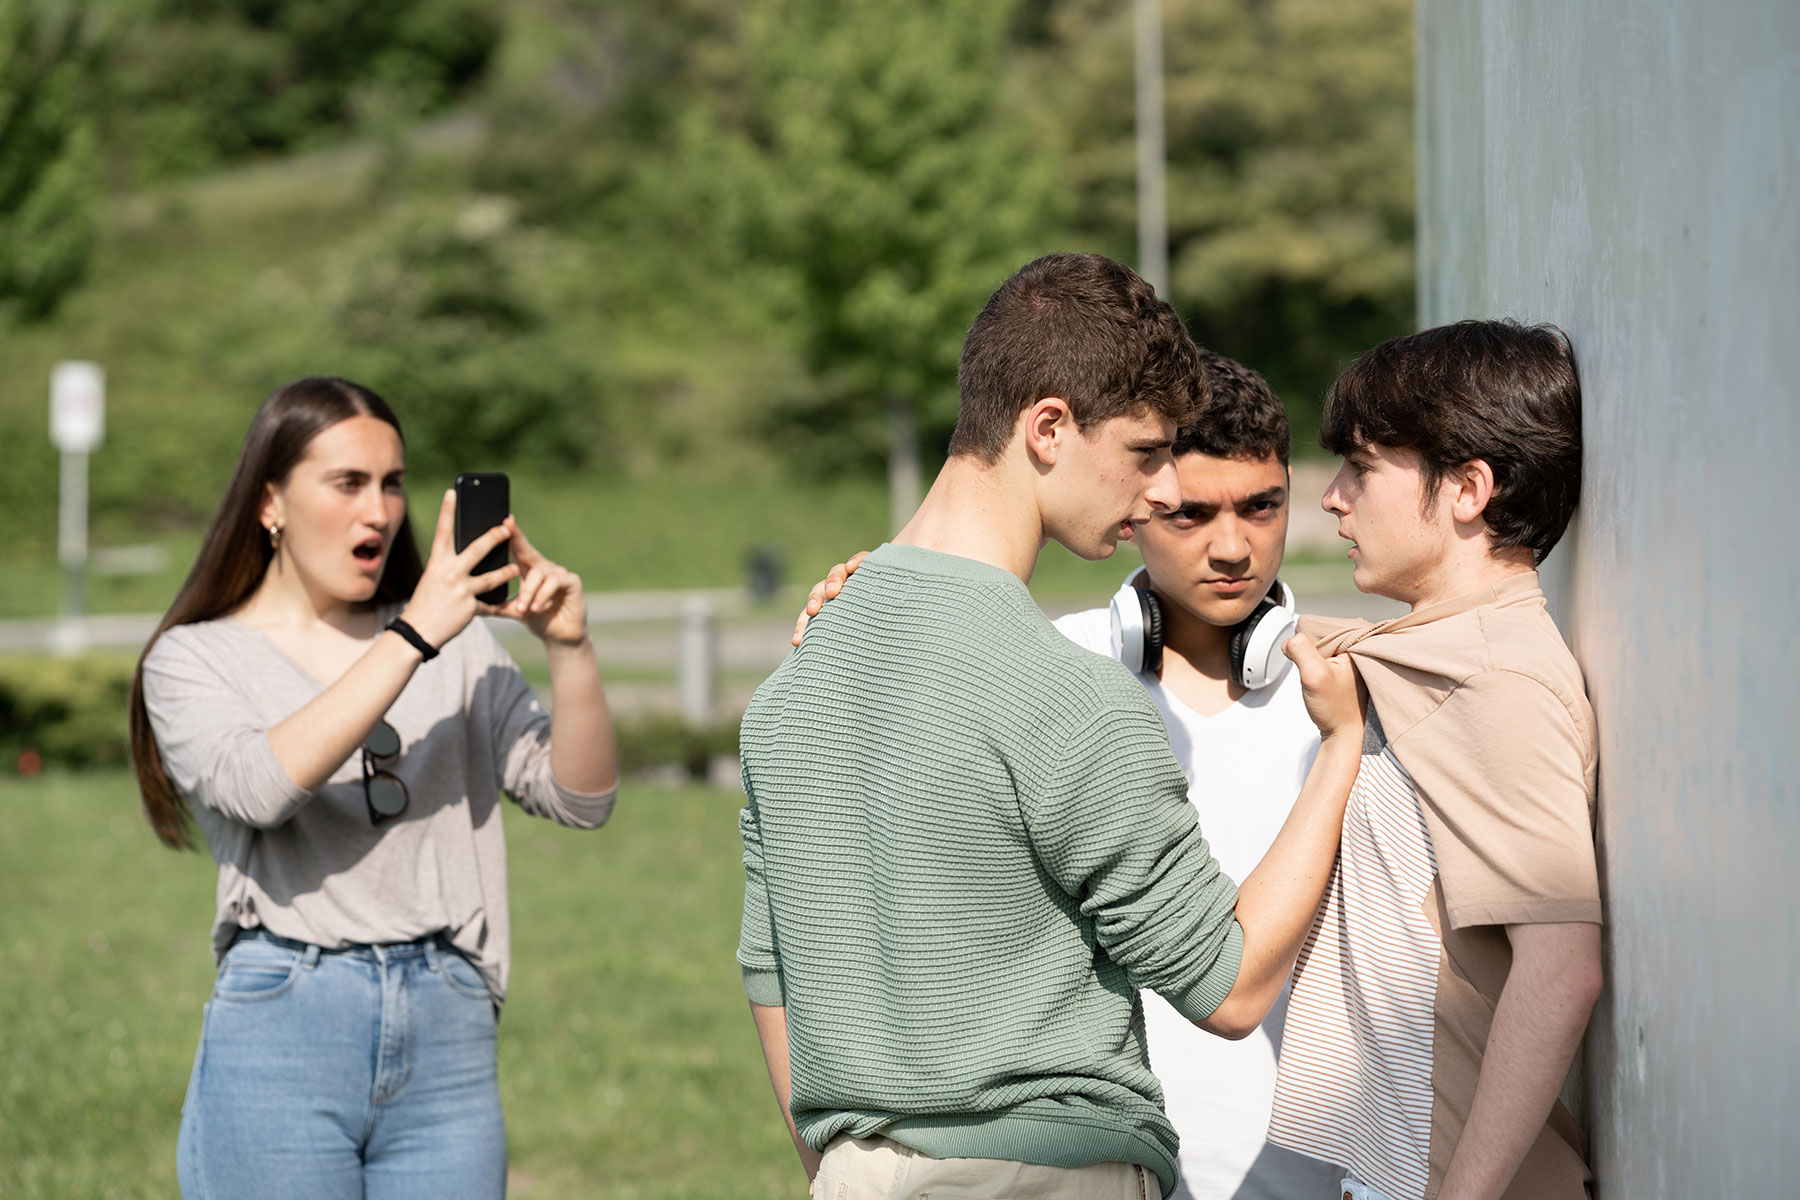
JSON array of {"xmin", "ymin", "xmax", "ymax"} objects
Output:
[
  {"xmin": 676, "ymin": 595, "xmax": 717, "ymax": 726},
  {"xmin": 54, "ymin": 448, "xmax": 89, "ymax": 654},
  {"xmin": 1134, "ymin": 0, "xmax": 1169, "ymax": 297}
]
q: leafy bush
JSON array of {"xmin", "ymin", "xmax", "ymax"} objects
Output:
[
  {"xmin": 0, "ymin": 1, "xmax": 102, "ymax": 320},
  {"xmin": 614, "ymin": 714, "xmax": 741, "ymax": 782},
  {"xmin": 0, "ymin": 653, "xmax": 739, "ymax": 782},
  {"xmin": 0, "ymin": 653, "xmax": 135, "ymax": 770},
  {"xmin": 314, "ymin": 198, "xmax": 611, "ymax": 483}
]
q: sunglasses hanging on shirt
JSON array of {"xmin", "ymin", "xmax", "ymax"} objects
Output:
[{"xmin": 361, "ymin": 719, "xmax": 409, "ymax": 824}]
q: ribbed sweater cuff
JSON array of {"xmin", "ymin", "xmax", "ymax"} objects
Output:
[
  {"xmin": 741, "ymin": 964, "xmax": 786, "ymax": 1006},
  {"xmin": 1163, "ymin": 918, "xmax": 1244, "ymax": 1021}
]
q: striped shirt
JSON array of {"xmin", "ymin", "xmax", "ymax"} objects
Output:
[
  {"xmin": 1274, "ymin": 576, "xmax": 1601, "ymax": 1200},
  {"xmin": 1270, "ymin": 711, "xmax": 1436, "ymax": 1199}
]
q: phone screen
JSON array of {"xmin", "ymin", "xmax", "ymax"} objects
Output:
[{"xmin": 453, "ymin": 473, "xmax": 511, "ymax": 605}]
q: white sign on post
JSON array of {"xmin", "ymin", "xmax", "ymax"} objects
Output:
[
  {"xmin": 51, "ymin": 360, "xmax": 105, "ymax": 453},
  {"xmin": 50, "ymin": 361, "xmax": 105, "ymax": 653}
]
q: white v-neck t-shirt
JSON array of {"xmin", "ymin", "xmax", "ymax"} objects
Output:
[{"xmin": 1054, "ymin": 603, "xmax": 1341, "ymax": 1200}]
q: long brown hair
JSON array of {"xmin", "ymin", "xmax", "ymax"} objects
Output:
[{"xmin": 129, "ymin": 377, "xmax": 426, "ymax": 849}]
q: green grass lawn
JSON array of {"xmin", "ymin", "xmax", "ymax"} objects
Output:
[{"xmin": 0, "ymin": 772, "xmax": 802, "ymax": 1200}]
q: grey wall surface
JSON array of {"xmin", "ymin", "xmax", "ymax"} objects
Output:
[{"xmin": 1415, "ymin": 0, "xmax": 1798, "ymax": 1192}]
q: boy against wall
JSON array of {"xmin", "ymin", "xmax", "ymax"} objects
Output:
[{"xmin": 1268, "ymin": 320, "xmax": 1603, "ymax": 1200}]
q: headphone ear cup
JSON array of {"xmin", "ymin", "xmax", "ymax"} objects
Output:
[
  {"xmin": 1140, "ymin": 588, "xmax": 1164, "ymax": 675},
  {"xmin": 1228, "ymin": 616, "xmax": 1253, "ymax": 684},
  {"xmin": 1110, "ymin": 582, "xmax": 1144, "ymax": 673},
  {"xmin": 1231, "ymin": 580, "xmax": 1298, "ymax": 689}
]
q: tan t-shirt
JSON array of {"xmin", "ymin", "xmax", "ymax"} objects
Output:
[{"xmin": 1269, "ymin": 572, "xmax": 1600, "ymax": 1200}]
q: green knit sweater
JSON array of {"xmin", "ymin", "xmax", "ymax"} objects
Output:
[{"xmin": 737, "ymin": 544, "xmax": 1244, "ymax": 1197}]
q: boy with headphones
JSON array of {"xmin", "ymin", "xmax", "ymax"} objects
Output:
[{"xmin": 1052, "ymin": 348, "xmax": 1344, "ymax": 1200}]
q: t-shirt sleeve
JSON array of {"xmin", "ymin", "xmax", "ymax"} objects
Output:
[
  {"xmin": 140, "ymin": 628, "xmax": 311, "ymax": 828},
  {"xmin": 1397, "ymin": 669, "xmax": 1601, "ymax": 929},
  {"xmin": 1049, "ymin": 606, "xmax": 1114, "ymax": 658},
  {"xmin": 468, "ymin": 621, "xmax": 617, "ymax": 829},
  {"xmin": 1017, "ymin": 690, "xmax": 1244, "ymax": 1021},
  {"xmin": 736, "ymin": 762, "xmax": 785, "ymax": 1006}
]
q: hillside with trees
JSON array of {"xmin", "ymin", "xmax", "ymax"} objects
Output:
[{"xmin": 0, "ymin": 0, "xmax": 1412, "ymax": 603}]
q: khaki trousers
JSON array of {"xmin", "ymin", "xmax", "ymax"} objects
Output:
[{"xmin": 810, "ymin": 1134, "xmax": 1154, "ymax": 1200}]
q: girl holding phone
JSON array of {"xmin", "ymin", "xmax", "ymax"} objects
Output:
[{"xmin": 128, "ymin": 376, "xmax": 618, "ymax": 1200}]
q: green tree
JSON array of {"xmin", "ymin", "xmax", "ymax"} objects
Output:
[
  {"xmin": 0, "ymin": 1, "xmax": 100, "ymax": 320},
  {"xmin": 313, "ymin": 199, "xmax": 609, "ymax": 482},
  {"xmin": 1031, "ymin": 0, "xmax": 1414, "ymax": 437},
  {"xmin": 103, "ymin": 0, "xmax": 502, "ymax": 182},
  {"xmin": 471, "ymin": 0, "xmax": 740, "ymax": 227},
  {"xmin": 677, "ymin": 0, "xmax": 1068, "ymax": 519}
]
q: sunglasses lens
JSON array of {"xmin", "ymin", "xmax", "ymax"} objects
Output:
[
  {"xmin": 368, "ymin": 773, "xmax": 408, "ymax": 818},
  {"xmin": 365, "ymin": 720, "xmax": 401, "ymax": 759}
]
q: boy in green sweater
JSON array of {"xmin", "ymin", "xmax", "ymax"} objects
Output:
[{"xmin": 737, "ymin": 253, "xmax": 1364, "ymax": 1199}]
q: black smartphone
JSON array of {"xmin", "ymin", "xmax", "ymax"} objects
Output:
[{"xmin": 453, "ymin": 472, "xmax": 511, "ymax": 605}]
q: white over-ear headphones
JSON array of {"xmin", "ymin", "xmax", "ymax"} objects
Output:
[{"xmin": 1109, "ymin": 569, "xmax": 1298, "ymax": 690}]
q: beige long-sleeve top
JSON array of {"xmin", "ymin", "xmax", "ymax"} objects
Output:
[{"xmin": 141, "ymin": 612, "xmax": 616, "ymax": 1006}]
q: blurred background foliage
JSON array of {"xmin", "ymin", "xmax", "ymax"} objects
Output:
[
  {"xmin": 102, "ymin": 0, "xmax": 502, "ymax": 183},
  {"xmin": 0, "ymin": 0, "xmax": 1412, "ymax": 601},
  {"xmin": 0, "ymin": 1, "xmax": 101, "ymax": 318}
]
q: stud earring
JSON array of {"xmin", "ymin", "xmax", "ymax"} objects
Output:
[{"xmin": 269, "ymin": 523, "xmax": 283, "ymax": 551}]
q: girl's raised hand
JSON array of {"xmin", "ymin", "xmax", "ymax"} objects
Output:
[
  {"xmin": 399, "ymin": 490, "xmax": 520, "ymax": 649},
  {"xmin": 486, "ymin": 516, "xmax": 587, "ymax": 647}
]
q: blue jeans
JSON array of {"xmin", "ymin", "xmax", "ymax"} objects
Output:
[{"xmin": 177, "ymin": 930, "xmax": 506, "ymax": 1200}]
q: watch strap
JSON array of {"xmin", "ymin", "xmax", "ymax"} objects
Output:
[{"xmin": 385, "ymin": 617, "xmax": 439, "ymax": 662}]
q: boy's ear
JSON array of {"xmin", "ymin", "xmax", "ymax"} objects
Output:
[
  {"xmin": 1021, "ymin": 396, "xmax": 1073, "ymax": 466},
  {"xmin": 1448, "ymin": 458, "xmax": 1497, "ymax": 525}
]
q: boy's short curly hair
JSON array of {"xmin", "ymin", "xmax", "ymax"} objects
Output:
[{"xmin": 1172, "ymin": 349, "xmax": 1290, "ymax": 465}]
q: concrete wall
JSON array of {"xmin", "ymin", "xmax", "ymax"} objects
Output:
[{"xmin": 1415, "ymin": 1, "xmax": 1798, "ymax": 1192}]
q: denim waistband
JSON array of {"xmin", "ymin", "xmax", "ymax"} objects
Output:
[
  {"xmin": 233, "ymin": 926, "xmax": 455, "ymax": 963},
  {"xmin": 1340, "ymin": 1176, "xmax": 1395, "ymax": 1200}
]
